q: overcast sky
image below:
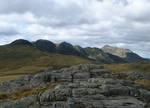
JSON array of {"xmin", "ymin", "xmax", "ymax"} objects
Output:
[{"xmin": 0, "ymin": 0, "xmax": 150, "ymax": 58}]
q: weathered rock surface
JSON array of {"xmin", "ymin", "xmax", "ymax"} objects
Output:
[{"xmin": 0, "ymin": 64, "xmax": 149, "ymax": 108}]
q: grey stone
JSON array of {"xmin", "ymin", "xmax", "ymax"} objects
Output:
[
  {"xmin": 139, "ymin": 89, "xmax": 150, "ymax": 102},
  {"xmin": 101, "ymin": 84, "xmax": 140, "ymax": 97},
  {"xmin": 102, "ymin": 97, "xmax": 144, "ymax": 108},
  {"xmin": 0, "ymin": 64, "xmax": 149, "ymax": 108}
]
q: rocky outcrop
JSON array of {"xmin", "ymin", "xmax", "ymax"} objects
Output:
[
  {"xmin": 74, "ymin": 45, "xmax": 88, "ymax": 57},
  {"xmin": 102, "ymin": 45, "xmax": 144, "ymax": 62},
  {"xmin": 0, "ymin": 64, "xmax": 149, "ymax": 108},
  {"xmin": 84, "ymin": 47, "xmax": 125, "ymax": 63}
]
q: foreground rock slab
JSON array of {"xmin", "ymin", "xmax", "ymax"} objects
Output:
[{"xmin": 0, "ymin": 64, "xmax": 149, "ymax": 108}]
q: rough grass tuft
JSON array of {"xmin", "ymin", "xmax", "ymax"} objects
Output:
[
  {"xmin": 0, "ymin": 83, "xmax": 56, "ymax": 100},
  {"xmin": 104, "ymin": 62, "xmax": 150, "ymax": 73}
]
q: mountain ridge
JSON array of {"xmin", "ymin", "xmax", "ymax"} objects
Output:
[{"xmin": 7, "ymin": 39, "xmax": 145, "ymax": 63}]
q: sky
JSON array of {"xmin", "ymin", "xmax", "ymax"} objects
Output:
[{"xmin": 0, "ymin": 0, "xmax": 150, "ymax": 58}]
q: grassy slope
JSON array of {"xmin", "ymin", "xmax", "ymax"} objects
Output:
[
  {"xmin": 104, "ymin": 62, "xmax": 150, "ymax": 89},
  {"xmin": 0, "ymin": 44, "xmax": 91, "ymax": 82},
  {"xmin": 104, "ymin": 62, "xmax": 150, "ymax": 73}
]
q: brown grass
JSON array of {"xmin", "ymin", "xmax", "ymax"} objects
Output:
[
  {"xmin": 0, "ymin": 83, "xmax": 57, "ymax": 100},
  {"xmin": 0, "ymin": 75, "xmax": 23, "ymax": 83},
  {"xmin": 135, "ymin": 79, "xmax": 150, "ymax": 90},
  {"xmin": 104, "ymin": 62, "xmax": 150, "ymax": 73},
  {"xmin": 0, "ymin": 54, "xmax": 90, "ymax": 83}
]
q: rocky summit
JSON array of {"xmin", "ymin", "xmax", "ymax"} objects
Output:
[
  {"xmin": 102, "ymin": 45, "xmax": 143, "ymax": 62},
  {"xmin": 0, "ymin": 64, "xmax": 150, "ymax": 108}
]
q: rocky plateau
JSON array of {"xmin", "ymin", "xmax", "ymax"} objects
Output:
[{"xmin": 0, "ymin": 64, "xmax": 150, "ymax": 108}]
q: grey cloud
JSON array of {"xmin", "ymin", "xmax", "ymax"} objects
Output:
[{"xmin": 0, "ymin": 27, "xmax": 19, "ymax": 36}]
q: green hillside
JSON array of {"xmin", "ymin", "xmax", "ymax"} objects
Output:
[{"xmin": 0, "ymin": 44, "xmax": 91, "ymax": 82}]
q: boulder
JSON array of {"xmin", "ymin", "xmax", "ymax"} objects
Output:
[{"xmin": 30, "ymin": 72, "xmax": 52, "ymax": 87}]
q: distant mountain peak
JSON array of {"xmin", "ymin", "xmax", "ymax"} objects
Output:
[
  {"xmin": 36, "ymin": 39, "xmax": 52, "ymax": 42},
  {"xmin": 33, "ymin": 39, "xmax": 56, "ymax": 52},
  {"xmin": 10, "ymin": 39, "xmax": 32, "ymax": 46},
  {"xmin": 103, "ymin": 45, "xmax": 111, "ymax": 48},
  {"xmin": 35, "ymin": 39, "xmax": 55, "ymax": 45},
  {"xmin": 102, "ymin": 45, "xmax": 132, "ymax": 53},
  {"xmin": 102, "ymin": 45, "xmax": 143, "ymax": 61},
  {"xmin": 57, "ymin": 41, "xmax": 81, "ymax": 56},
  {"xmin": 103, "ymin": 45, "xmax": 132, "ymax": 53},
  {"xmin": 58, "ymin": 41, "xmax": 73, "ymax": 47}
]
